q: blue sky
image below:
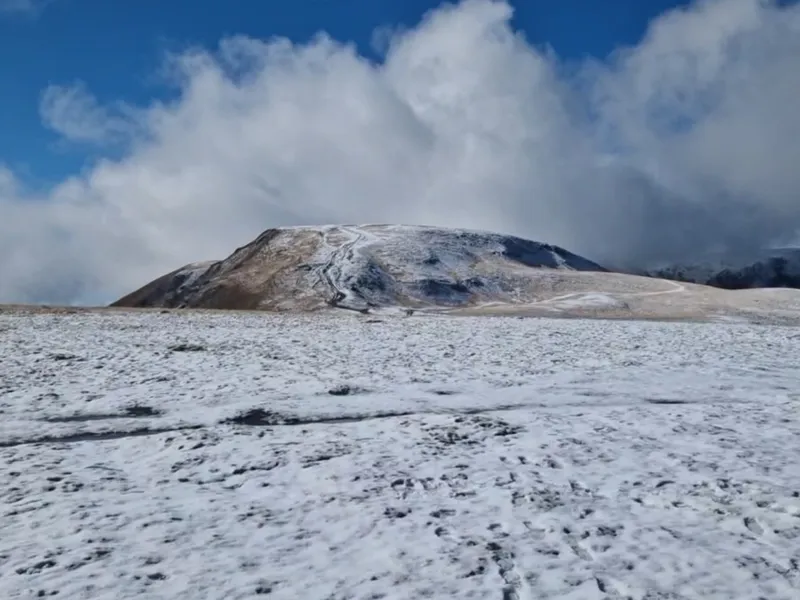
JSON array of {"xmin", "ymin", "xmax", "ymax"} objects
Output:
[{"xmin": 1, "ymin": 0, "xmax": 685, "ymax": 185}]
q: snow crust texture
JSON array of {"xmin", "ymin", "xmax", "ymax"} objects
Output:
[{"xmin": 2, "ymin": 310, "xmax": 800, "ymax": 599}]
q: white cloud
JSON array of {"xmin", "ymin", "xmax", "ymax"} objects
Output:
[
  {"xmin": 39, "ymin": 82, "xmax": 137, "ymax": 145},
  {"xmin": 0, "ymin": 0, "xmax": 52, "ymax": 15},
  {"xmin": 0, "ymin": 0, "xmax": 33, "ymax": 11},
  {"xmin": 1, "ymin": 0, "xmax": 800, "ymax": 304}
]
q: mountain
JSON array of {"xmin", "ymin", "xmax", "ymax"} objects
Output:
[
  {"xmin": 111, "ymin": 224, "xmax": 607, "ymax": 311},
  {"xmin": 646, "ymin": 248, "xmax": 800, "ymax": 290}
]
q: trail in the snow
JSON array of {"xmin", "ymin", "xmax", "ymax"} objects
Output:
[
  {"xmin": 533, "ymin": 278, "xmax": 686, "ymax": 306},
  {"xmin": 316, "ymin": 226, "xmax": 369, "ymax": 310}
]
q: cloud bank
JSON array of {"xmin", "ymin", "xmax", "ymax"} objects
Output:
[{"xmin": 2, "ymin": 0, "xmax": 800, "ymax": 304}]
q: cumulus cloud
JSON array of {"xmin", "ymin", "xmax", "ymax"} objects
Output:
[{"xmin": 1, "ymin": 0, "xmax": 799, "ymax": 304}]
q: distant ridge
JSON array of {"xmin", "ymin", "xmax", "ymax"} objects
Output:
[{"xmin": 645, "ymin": 248, "xmax": 800, "ymax": 290}]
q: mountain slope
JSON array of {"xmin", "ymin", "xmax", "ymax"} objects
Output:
[
  {"xmin": 112, "ymin": 224, "xmax": 607, "ymax": 311},
  {"xmin": 646, "ymin": 248, "xmax": 800, "ymax": 290}
]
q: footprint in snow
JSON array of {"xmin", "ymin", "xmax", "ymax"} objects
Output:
[{"xmin": 744, "ymin": 516, "xmax": 764, "ymax": 536}]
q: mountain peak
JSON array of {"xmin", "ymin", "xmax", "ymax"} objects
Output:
[{"xmin": 112, "ymin": 224, "xmax": 606, "ymax": 311}]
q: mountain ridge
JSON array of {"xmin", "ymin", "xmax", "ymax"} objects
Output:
[
  {"xmin": 111, "ymin": 224, "xmax": 800, "ymax": 324},
  {"xmin": 644, "ymin": 248, "xmax": 800, "ymax": 290}
]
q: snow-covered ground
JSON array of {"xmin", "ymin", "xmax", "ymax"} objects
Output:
[{"xmin": 1, "ymin": 309, "xmax": 799, "ymax": 599}]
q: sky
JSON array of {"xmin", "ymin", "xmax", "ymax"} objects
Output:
[
  {"xmin": 0, "ymin": 0, "xmax": 686, "ymax": 185},
  {"xmin": 0, "ymin": 0, "xmax": 799, "ymax": 304}
]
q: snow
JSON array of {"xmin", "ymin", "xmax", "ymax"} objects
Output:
[
  {"xmin": 556, "ymin": 293, "xmax": 620, "ymax": 307},
  {"xmin": 294, "ymin": 224, "xmax": 603, "ymax": 310},
  {"xmin": 532, "ymin": 293, "xmax": 628, "ymax": 312},
  {"xmin": 175, "ymin": 261, "xmax": 216, "ymax": 286},
  {"xmin": 1, "ymin": 309, "xmax": 800, "ymax": 599},
  {"xmin": 541, "ymin": 282, "xmax": 684, "ymax": 311}
]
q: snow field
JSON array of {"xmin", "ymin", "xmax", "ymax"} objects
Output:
[{"xmin": 1, "ymin": 310, "xmax": 799, "ymax": 599}]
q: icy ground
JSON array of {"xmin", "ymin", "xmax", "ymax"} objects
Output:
[{"xmin": 1, "ymin": 310, "xmax": 799, "ymax": 600}]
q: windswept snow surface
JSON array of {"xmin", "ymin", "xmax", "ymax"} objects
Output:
[{"xmin": 2, "ymin": 309, "xmax": 800, "ymax": 599}]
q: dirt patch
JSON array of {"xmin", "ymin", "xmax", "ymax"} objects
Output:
[
  {"xmin": 43, "ymin": 405, "xmax": 162, "ymax": 423},
  {"xmin": 168, "ymin": 343, "xmax": 206, "ymax": 353},
  {"xmin": 645, "ymin": 398, "xmax": 690, "ymax": 405},
  {"xmin": 224, "ymin": 408, "xmax": 414, "ymax": 427},
  {"xmin": 0, "ymin": 425, "xmax": 203, "ymax": 448}
]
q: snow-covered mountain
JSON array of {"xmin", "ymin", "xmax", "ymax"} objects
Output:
[
  {"xmin": 645, "ymin": 248, "xmax": 800, "ymax": 290},
  {"xmin": 112, "ymin": 224, "xmax": 607, "ymax": 311}
]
